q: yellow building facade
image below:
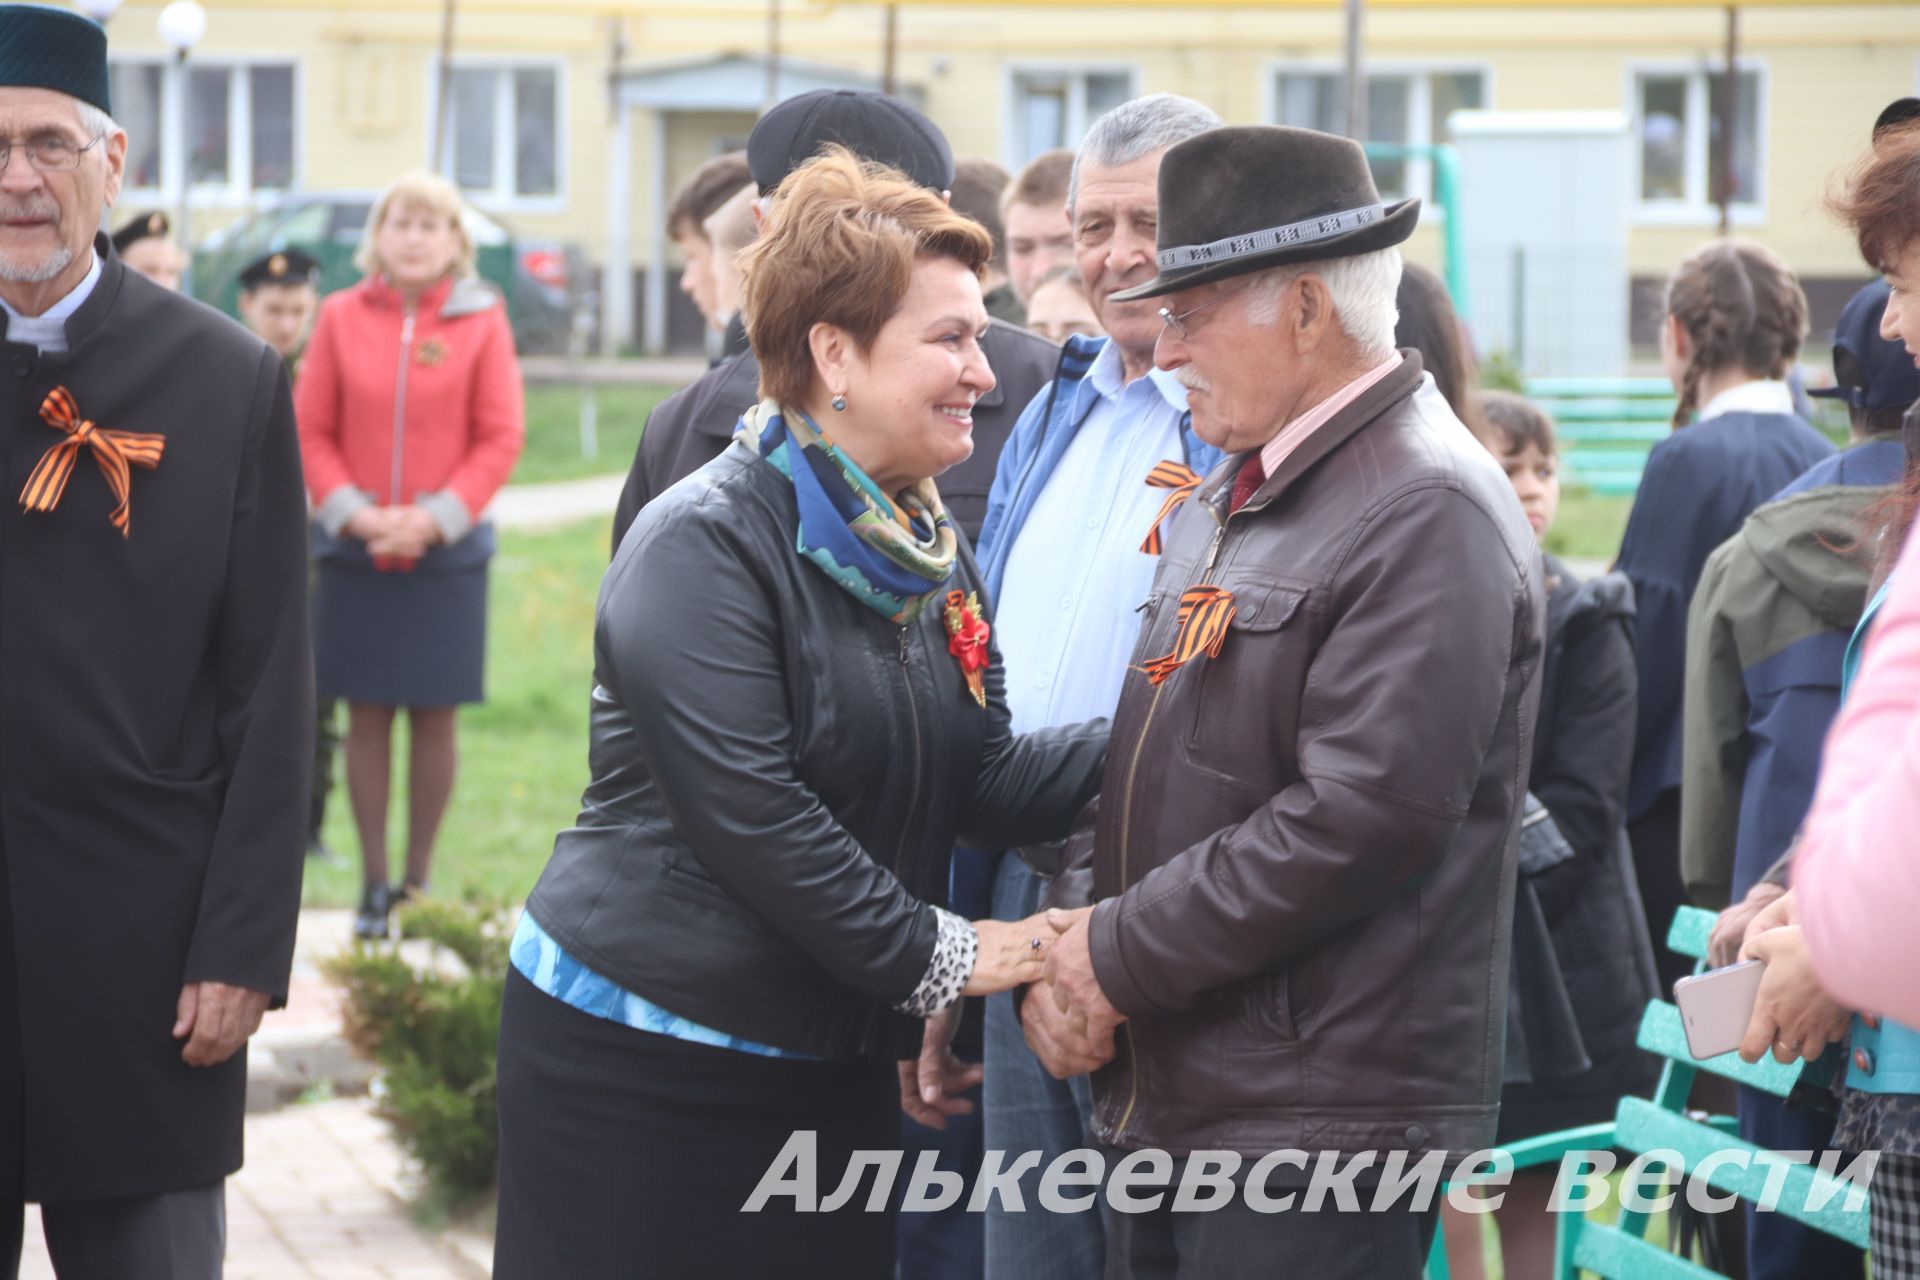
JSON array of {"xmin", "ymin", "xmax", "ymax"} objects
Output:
[{"xmin": 93, "ymin": 1, "xmax": 1920, "ymax": 351}]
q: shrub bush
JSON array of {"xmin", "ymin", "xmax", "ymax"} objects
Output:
[{"xmin": 322, "ymin": 896, "xmax": 513, "ymax": 1207}]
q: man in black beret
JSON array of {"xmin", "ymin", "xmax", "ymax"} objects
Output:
[
  {"xmin": 0, "ymin": 5, "xmax": 311, "ymax": 1273},
  {"xmin": 110, "ymin": 207, "xmax": 187, "ymax": 292},
  {"xmin": 609, "ymin": 89, "xmax": 1059, "ymax": 553},
  {"xmin": 236, "ymin": 248, "xmax": 320, "ymax": 373},
  {"xmin": 1029, "ymin": 126, "xmax": 1543, "ymax": 1277}
]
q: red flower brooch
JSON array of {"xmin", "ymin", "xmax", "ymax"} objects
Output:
[{"xmin": 944, "ymin": 589, "xmax": 990, "ymax": 708}]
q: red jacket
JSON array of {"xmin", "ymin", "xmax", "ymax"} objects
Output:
[{"xmin": 295, "ymin": 273, "xmax": 524, "ymax": 567}]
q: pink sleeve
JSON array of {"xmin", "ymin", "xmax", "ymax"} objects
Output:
[
  {"xmin": 293, "ymin": 300, "xmax": 356, "ymax": 507},
  {"xmin": 442, "ymin": 306, "xmax": 526, "ymax": 520},
  {"xmin": 1797, "ymin": 526, "xmax": 1920, "ymax": 1023}
]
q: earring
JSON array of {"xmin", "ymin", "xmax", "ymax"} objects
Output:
[{"xmin": 831, "ymin": 394, "xmax": 848, "ymax": 412}]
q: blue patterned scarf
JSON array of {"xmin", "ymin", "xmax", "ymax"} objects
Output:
[{"xmin": 738, "ymin": 400, "xmax": 958, "ymax": 624}]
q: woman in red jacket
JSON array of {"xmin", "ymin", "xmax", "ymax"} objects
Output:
[{"xmin": 295, "ymin": 172, "xmax": 525, "ymax": 939}]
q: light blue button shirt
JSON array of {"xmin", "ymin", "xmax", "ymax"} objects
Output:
[{"xmin": 995, "ymin": 340, "xmax": 1191, "ymax": 736}]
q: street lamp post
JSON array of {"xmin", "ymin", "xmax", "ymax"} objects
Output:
[{"xmin": 157, "ymin": 1, "xmax": 206, "ymax": 293}]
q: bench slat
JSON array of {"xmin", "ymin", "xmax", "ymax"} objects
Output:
[
  {"xmin": 1636, "ymin": 1004, "xmax": 1803, "ymax": 1095},
  {"xmin": 1611, "ymin": 1097, "xmax": 1871, "ymax": 1248}
]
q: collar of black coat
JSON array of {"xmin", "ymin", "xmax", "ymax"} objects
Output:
[
  {"xmin": 694, "ymin": 317, "xmax": 1026, "ymax": 439},
  {"xmin": 1195, "ymin": 349, "xmax": 1426, "ymax": 518},
  {"xmin": 0, "ymin": 232, "xmax": 125, "ymax": 354}
]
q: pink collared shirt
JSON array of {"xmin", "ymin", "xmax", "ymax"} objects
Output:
[{"xmin": 1257, "ymin": 354, "xmax": 1403, "ymax": 480}]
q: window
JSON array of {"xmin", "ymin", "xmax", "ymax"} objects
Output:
[
  {"xmin": 109, "ymin": 59, "xmax": 297, "ymax": 197},
  {"xmin": 436, "ymin": 64, "xmax": 561, "ymax": 203},
  {"xmin": 1007, "ymin": 68, "xmax": 1136, "ymax": 168},
  {"xmin": 1633, "ymin": 65, "xmax": 1763, "ymax": 213},
  {"xmin": 1272, "ymin": 67, "xmax": 1486, "ymax": 204}
]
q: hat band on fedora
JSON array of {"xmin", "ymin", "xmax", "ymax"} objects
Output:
[{"xmin": 1157, "ymin": 203, "xmax": 1387, "ymax": 272}]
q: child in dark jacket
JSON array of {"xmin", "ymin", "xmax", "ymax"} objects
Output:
[
  {"xmin": 1615, "ymin": 240, "xmax": 1835, "ymax": 995},
  {"xmin": 1472, "ymin": 391, "xmax": 1662, "ymax": 1279}
]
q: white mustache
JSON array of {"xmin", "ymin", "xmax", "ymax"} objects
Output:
[
  {"xmin": 0, "ymin": 198, "xmax": 59, "ymax": 221},
  {"xmin": 1173, "ymin": 366, "xmax": 1212, "ymax": 393}
]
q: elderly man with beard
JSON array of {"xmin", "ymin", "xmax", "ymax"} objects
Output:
[
  {"xmin": 1026, "ymin": 125, "xmax": 1543, "ymax": 1279},
  {"xmin": 0, "ymin": 9, "xmax": 311, "ymax": 1276},
  {"xmin": 972, "ymin": 92, "xmax": 1223, "ymax": 1280}
]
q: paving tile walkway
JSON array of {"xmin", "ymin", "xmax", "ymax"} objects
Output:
[
  {"xmin": 19, "ymin": 1100, "xmax": 483, "ymax": 1280},
  {"xmin": 19, "ymin": 1099, "xmax": 482, "ymax": 1280}
]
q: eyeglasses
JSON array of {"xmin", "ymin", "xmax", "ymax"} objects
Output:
[
  {"xmin": 1157, "ymin": 279, "xmax": 1258, "ymax": 341},
  {"xmin": 0, "ymin": 134, "xmax": 107, "ymax": 174}
]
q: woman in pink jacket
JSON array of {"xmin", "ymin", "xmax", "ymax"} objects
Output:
[{"xmin": 295, "ymin": 172, "xmax": 525, "ymax": 940}]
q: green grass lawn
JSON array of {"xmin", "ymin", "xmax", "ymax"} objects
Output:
[
  {"xmin": 303, "ymin": 517, "xmax": 610, "ymax": 908},
  {"xmin": 1546, "ymin": 487, "xmax": 1635, "ymax": 564},
  {"xmin": 512, "ymin": 384, "xmax": 677, "ymax": 484}
]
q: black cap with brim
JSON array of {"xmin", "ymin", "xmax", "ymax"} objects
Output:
[
  {"xmin": 110, "ymin": 209, "xmax": 172, "ymax": 254},
  {"xmin": 1111, "ymin": 125, "xmax": 1420, "ymax": 303},
  {"xmin": 748, "ymin": 89, "xmax": 953, "ymax": 196},
  {"xmin": 0, "ymin": 4, "xmax": 111, "ymax": 116},
  {"xmin": 1809, "ymin": 279, "xmax": 1920, "ymax": 412},
  {"xmin": 239, "ymin": 249, "xmax": 321, "ymax": 292}
]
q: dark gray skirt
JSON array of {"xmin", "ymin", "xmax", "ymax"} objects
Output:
[{"xmin": 312, "ymin": 522, "xmax": 495, "ymax": 707}]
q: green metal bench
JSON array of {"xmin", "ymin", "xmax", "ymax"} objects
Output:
[
  {"xmin": 1524, "ymin": 377, "xmax": 1676, "ymax": 498},
  {"xmin": 1425, "ymin": 905, "xmax": 1869, "ymax": 1278}
]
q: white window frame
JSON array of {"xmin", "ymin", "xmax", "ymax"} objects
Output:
[
  {"xmin": 999, "ymin": 62, "xmax": 1142, "ymax": 171},
  {"xmin": 425, "ymin": 56, "xmax": 568, "ymax": 214},
  {"xmin": 1265, "ymin": 59, "xmax": 1494, "ymax": 212},
  {"xmin": 112, "ymin": 54, "xmax": 304, "ymax": 206},
  {"xmin": 1626, "ymin": 57, "xmax": 1768, "ymax": 227}
]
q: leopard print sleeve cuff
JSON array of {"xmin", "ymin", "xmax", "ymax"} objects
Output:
[{"xmin": 894, "ymin": 907, "xmax": 979, "ymax": 1018}]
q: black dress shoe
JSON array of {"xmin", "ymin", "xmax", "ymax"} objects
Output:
[{"xmin": 352, "ymin": 882, "xmax": 396, "ymax": 941}]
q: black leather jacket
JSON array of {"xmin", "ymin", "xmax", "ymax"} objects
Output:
[{"xmin": 528, "ymin": 442, "xmax": 1107, "ymax": 1061}]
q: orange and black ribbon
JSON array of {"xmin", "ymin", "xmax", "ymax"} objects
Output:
[
  {"xmin": 20, "ymin": 387, "xmax": 166, "ymax": 538},
  {"xmin": 1140, "ymin": 584, "xmax": 1236, "ymax": 686},
  {"xmin": 1138, "ymin": 460, "xmax": 1203, "ymax": 555}
]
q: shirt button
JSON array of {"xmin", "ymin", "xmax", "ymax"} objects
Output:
[
  {"xmin": 10, "ymin": 358, "xmax": 30, "ymax": 377},
  {"xmin": 1086, "ymin": 516, "xmax": 1100, "ymax": 529},
  {"xmin": 1855, "ymin": 1048, "xmax": 1876, "ymax": 1077}
]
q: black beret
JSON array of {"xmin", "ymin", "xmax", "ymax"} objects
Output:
[
  {"xmin": 747, "ymin": 89, "xmax": 953, "ymax": 196},
  {"xmin": 239, "ymin": 249, "xmax": 321, "ymax": 292},
  {"xmin": 0, "ymin": 5, "xmax": 111, "ymax": 116},
  {"xmin": 110, "ymin": 209, "xmax": 172, "ymax": 254}
]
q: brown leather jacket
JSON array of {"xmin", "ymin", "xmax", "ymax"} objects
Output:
[{"xmin": 1048, "ymin": 354, "xmax": 1546, "ymax": 1161}]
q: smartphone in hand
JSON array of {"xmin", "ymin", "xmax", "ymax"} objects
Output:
[{"xmin": 1673, "ymin": 961, "xmax": 1765, "ymax": 1059}]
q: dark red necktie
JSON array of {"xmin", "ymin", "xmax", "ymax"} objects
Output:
[{"xmin": 1228, "ymin": 452, "xmax": 1266, "ymax": 514}]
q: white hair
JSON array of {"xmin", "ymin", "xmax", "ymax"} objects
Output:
[
  {"xmin": 1068, "ymin": 93, "xmax": 1221, "ymax": 217},
  {"xmin": 74, "ymin": 100, "xmax": 122, "ymax": 142},
  {"xmin": 1244, "ymin": 248, "xmax": 1403, "ymax": 359}
]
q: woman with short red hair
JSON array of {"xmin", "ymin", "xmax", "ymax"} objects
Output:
[{"xmin": 492, "ymin": 151, "xmax": 1106, "ymax": 1276}]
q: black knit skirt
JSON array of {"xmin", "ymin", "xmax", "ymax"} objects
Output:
[
  {"xmin": 493, "ymin": 969, "xmax": 899, "ymax": 1279},
  {"xmin": 312, "ymin": 523, "xmax": 494, "ymax": 707}
]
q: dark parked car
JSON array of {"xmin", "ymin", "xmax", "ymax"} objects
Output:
[{"xmin": 190, "ymin": 192, "xmax": 589, "ymax": 354}]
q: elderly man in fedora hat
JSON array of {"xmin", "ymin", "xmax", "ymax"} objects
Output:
[
  {"xmin": 0, "ymin": 6, "xmax": 311, "ymax": 1275},
  {"xmin": 1022, "ymin": 125, "xmax": 1544, "ymax": 1277}
]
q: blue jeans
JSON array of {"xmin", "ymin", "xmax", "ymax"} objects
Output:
[{"xmin": 982, "ymin": 854, "xmax": 1106, "ymax": 1280}]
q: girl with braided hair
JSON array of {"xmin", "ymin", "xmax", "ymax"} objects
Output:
[{"xmin": 1615, "ymin": 240, "xmax": 1834, "ymax": 996}]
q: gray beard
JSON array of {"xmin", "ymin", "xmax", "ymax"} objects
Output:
[{"xmin": 0, "ymin": 243, "xmax": 76, "ymax": 284}]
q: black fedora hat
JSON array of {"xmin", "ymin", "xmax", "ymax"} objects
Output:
[{"xmin": 1112, "ymin": 125, "xmax": 1419, "ymax": 302}]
